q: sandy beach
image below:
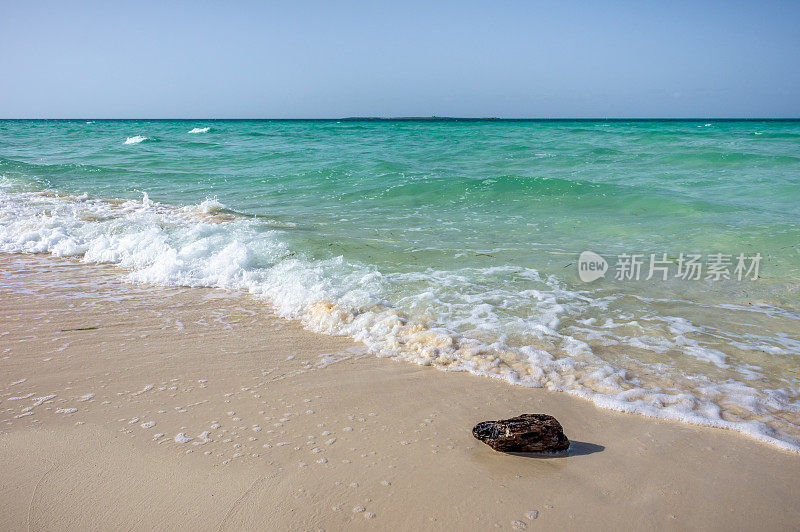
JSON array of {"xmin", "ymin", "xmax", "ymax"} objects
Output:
[{"xmin": 0, "ymin": 253, "xmax": 797, "ymax": 530}]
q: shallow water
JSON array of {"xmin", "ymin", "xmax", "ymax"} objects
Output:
[{"xmin": 1, "ymin": 119, "xmax": 798, "ymax": 450}]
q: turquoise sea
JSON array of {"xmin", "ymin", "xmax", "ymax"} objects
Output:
[{"xmin": 1, "ymin": 119, "xmax": 799, "ymax": 450}]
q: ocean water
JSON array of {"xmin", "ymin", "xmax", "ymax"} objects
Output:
[{"xmin": 1, "ymin": 119, "xmax": 799, "ymax": 451}]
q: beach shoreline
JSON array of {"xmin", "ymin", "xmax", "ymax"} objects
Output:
[
  {"xmin": 1, "ymin": 253, "xmax": 799, "ymax": 530},
  {"xmin": 3, "ymin": 119, "xmax": 800, "ymax": 453}
]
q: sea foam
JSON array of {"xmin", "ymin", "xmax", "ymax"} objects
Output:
[
  {"xmin": 124, "ymin": 135, "xmax": 147, "ymax": 145},
  {"xmin": 188, "ymin": 127, "xmax": 210, "ymax": 134}
]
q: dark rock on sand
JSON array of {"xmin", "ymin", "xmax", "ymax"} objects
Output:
[{"xmin": 472, "ymin": 414, "xmax": 569, "ymax": 453}]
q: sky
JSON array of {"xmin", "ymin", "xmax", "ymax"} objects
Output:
[{"xmin": 1, "ymin": 1, "xmax": 798, "ymax": 118}]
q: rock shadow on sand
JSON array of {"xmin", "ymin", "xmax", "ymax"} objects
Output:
[{"xmin": 505, "ymin": 441, "xmax": 605, "ymax": 459}]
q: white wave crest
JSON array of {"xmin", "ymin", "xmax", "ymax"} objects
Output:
[
  {"xmin": 124, "ymin": 135, "xmax": 147, "ymax": 145},
  {"xmin": 197, "ymin": 197, "xmax": 224, "ymax": 213},
  {"xmin": 188, "ymin": 127, "xmax": 210, "ymax": 134},
  {"xmin": 180, "ymin": 197, "xmax": 226, "ymax": 215}
]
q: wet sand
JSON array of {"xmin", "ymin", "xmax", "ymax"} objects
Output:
[{"xmin": 1, "ymin": 253, "xmax": 798, "ymax": 530}]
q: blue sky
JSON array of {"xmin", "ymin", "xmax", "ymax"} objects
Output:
[{"xmin": 1, "ymin": 1, "xmax": 798, "ymax": 118}]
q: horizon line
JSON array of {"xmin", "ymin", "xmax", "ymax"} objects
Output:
[{"xmin": 1, "ymin": 117, "xmax": 800, "ymax": 121}]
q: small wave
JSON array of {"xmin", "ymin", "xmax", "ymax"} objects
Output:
[
  {"xmin": 197, "ymin": 197, "xmax": 224, "ymax": 213},
  {"xmin": 124, "ymin": 136, "xmax": 148, "ymax": 145},
  {"xmin": 179, "ymin": 197, "xmax": 230, "ymax": 218},
  {"xmin": 188, "ymin": 127, "xmax": 210, "ymax": 134}
]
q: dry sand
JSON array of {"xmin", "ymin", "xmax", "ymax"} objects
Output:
[{"xmin": 1, "ymin": 253, "xmax": 799, "ymax": 531}]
